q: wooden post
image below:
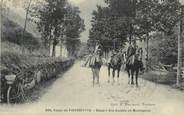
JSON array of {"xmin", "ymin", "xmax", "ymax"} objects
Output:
[
  {"xmin": 176, "ymin": 8, "xmax": 182, "ymax": 86},
  {"xmin": 113, "ymin": 39, "xmax": 116, "ymax": 50}
]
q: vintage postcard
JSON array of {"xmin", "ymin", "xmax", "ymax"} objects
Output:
[{"xmin": 0, "ymin": 0, "xmax": 184, "ymax": 115}]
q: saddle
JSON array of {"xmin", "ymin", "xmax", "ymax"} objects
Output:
[{"xmin": 111, "ymin": 56, "xmax": 120, "ymax": 65}]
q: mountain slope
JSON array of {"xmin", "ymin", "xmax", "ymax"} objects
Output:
[
  {"xmin": 2, "ymin": 15, "xmax": 40, "ymax": 49},
  {"xmin": 7, "ymin": 8, "xmax": 41, "ymax": 39}
]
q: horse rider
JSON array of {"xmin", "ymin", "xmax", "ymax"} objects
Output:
[
  {"xmin": 125, "ymin": 41, "xmax": 137, "ymax": 70},
  {"xmin": 107, "ymin": 49, "xmax": 117, "ymax": 64}
]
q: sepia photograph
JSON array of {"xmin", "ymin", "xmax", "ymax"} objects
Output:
[{"xmin": 0, "ymin": 0, "xmax": 184, "ymax": 115}]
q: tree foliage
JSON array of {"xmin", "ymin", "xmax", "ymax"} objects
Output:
[
  {"xmin": 30, "ymin": 0, "xmax": 85, "ymax": 56},
  {"xmin": 136, "ymin": 0, "xmax": 180, "ymax": 35},
  {"xmin": 30, "ymin": 0, "xmax": 67, "ymax": 46},
  {"xmin": 149, "ymin": 33, "xmax": 177, "ymax": 65},
  {"xmin": 89, "ymin": 0, "xmax": 182, "ymax": 50},
  {"xmin": 64, "ymin": 5, "xmax": 85, "ymax": 57}
]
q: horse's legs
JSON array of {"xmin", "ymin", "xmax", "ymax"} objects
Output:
[
  {"xmin": 135, "ymin": 69, "xmax": 139, "ymax": 87},
  {"xmin": 108, "ymin": 64, "xmax": 111, "ymax": 83},
  {"xmin": 131, "ymin": 68, "xmax": 134, "ymax": 85},
  {"xmin": 127, "ymin": 68, "xmax": 130, "ymax": 84},
  {"xmin": 117, "ymin": 68, "xmax": 120, "ymax": 85},
  {"xmin": 112, "ymin": 69, "xmax": 115, "ymax": 84}
]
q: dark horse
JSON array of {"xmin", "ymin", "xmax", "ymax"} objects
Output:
[
  {"xmin": 126, "ymin": 49, "xmax": 144, "ymax": 86},
  {"xmin": 108, "ymin": 52, "xmax": 124, "ymax": 85}
]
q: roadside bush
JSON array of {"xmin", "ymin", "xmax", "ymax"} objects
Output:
[
  {"xmin": 142, "ymin": 71, "xmax": 176, "ymax": 85},
  {"xmin": 0, "ymin": 51, "xmax": 74, "ymax": 103}
]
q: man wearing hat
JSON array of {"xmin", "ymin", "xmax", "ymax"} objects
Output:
[
  {"xmin": 126, "ymin": 41, "xmax": 137, "ymax": 69},
  {"xmin": 94, "ymin": 41, "xmax": 102, "ymax": 54},
  {"xmin": 94, "ymin": 41, "xmax": 102, "ymax": 64},
  {"xmin": 107, "ymin": 50, "xmax": 116, "ymax": 64}
]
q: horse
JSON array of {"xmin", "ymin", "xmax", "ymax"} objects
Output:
[
  {"xmin": 125, "ymin": 48, "xmax": 144, "ymax": 86},
  {"xmin": 107, "ymin": 51, "xmax": 124, "ymax": 85}
]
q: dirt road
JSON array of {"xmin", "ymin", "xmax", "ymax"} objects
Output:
[{"xmin": 1, "ymin": 62, "xmax": 184, "ymax": 115}]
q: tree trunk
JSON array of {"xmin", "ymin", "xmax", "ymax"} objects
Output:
[
  {"xmin": 52, "ymin": 39, "xmax": 57, "ymax": 57},
  {"xmin": 52, "ymin": 43, "xmax": 56, "ymax": 57},
  {"xmin": 113, "ymin": 39, "xmax": 116, "ymax": 50},
  {"xmin": 0, "ymin": 1, "xmax": 2, "ymax": 101},
  {"xmin": 60, "ymin": 43, "xmax": 62, "ymax": 57},
  {"xmin": 146, "ymin": 32, "xmax": 149, "ymax": 72},
  {"xmin": 129, "ymin": 19, "xmax": 133, "ymax": 45},
  {"xmin": 176, "ymin": 14, "xmax": 182, "ymax": 86}
]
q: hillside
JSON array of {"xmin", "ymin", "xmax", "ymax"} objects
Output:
[
  {"xmin": 6, "ymin": 6, "xmax": 41, "ymax": 39},
  {"xmin": 1, "ymin": 15, "xmax": 40, "ymax": 50}
]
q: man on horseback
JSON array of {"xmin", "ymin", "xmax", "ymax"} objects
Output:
[
  {"xmin": 125, "ymin": 41, "xmax": 144, "ymax": 86},
  {"xmin": 126, "ymin": 41, "xmax": 137, "ymax": 70},
  {"xmin": 107, "ymin": 49, "xmax": 123, "ymax": 84},
  {"xmin": 108, "ymin": 50, "xmax": 117, "ymax": 64}
]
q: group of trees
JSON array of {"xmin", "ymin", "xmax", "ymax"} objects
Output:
[
  {"xmin": 89, "ymin": 0, "xmax": 180, "ymax": 45},
  {"xmin": 149, "ymin": 32, "xmax": 178, "ymax": 65},
  {"xmin": 89, "ymin": 0, "xmax": 184, "ymax": 84},
  {"xmin": 29, "ymin": 0, "xmax": 85, "ymax": 57},
  {"xmin": 1, "ymin": 0, "xmax": 85, "ymax": 57},
  {"xmin": 89, "ymin": 0, "xmax": 181, "ymax": 50},
  {"xmin": 89, "ymin": 0, "xmax": 182, "ymax": 64}
]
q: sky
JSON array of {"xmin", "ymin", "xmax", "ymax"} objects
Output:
[{"xmin": 69, "ymin": 0, "xmax": 106, "ymax": 42}]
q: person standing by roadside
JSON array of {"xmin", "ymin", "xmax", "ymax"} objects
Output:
[{"xmin": 90, "ymin": 41, "xmax": 103, "ymax": 87}]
